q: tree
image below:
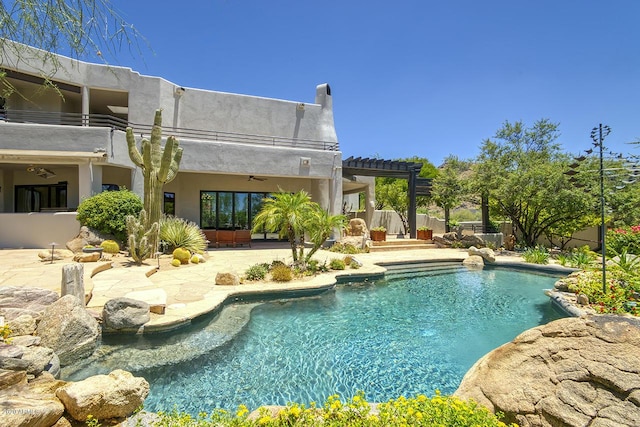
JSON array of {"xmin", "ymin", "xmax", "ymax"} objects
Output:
[
  {"xmin": 472, "ymin": 119, "xmax": 598, "ymax": 247},
  {"xmin": 0, "ymin": 1, "xmax": 144, "ymax": 96},
  {"xmin": 252, "ymin": 190, "xmax": 313, "ymax": 263},
  {"xmin": 304, "ymin": 207, "xmax": 347, "ymax": 262},
  {"xmin": 431, "ymin": 156, "xmax": 471, "ymax": 232}
]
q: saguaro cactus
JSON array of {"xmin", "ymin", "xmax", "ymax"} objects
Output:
[{"xmin": 126, "ymin": 110, "xmax": 183, "ymax": 252}]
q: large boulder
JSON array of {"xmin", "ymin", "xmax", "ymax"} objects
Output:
[
  {"xmin": 56, "ymin": 369, "xmax": 149, "ymax": 421},
  {"xmin": 0, "ymin": 287, "xmax": 59, "ymax": 322},
  {"xmin": 455, "ymin": 316, "xmax": 640, "ymax": 427},
  {"xmin": 35, "ymin": 295, "xmax": 100, "ymax": 366},
  {"xmin": 7, "ymin": 314, "xmax": 37, "ymax": 336},
  {"xmin": 102, "ymin": 298, "xmax": 150, "ymax": 332},
  {"xmin": 347, "ymin": 218, "xmax": 369, "ymax": 237},
  {"xmin": 468, "ymin": 246, "xmax": 496, "ymax": 263},
  {"xmin": 65, "ymin": 226, "xmax": 104, "ymax": 253},
  {"xmin": 0, "ymin": 372, "xmax": 66, "ymax": 427},
  {"xmin": 216, "ymin": 272, "xmax": 240, "ymax": 286},
  {"xmin": 461, "ymin": 234, "xmax": 486, "ymax": 248}
]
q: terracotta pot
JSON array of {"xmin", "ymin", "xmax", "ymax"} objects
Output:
[
  {"xmin": 370, "ymin": 230, "xmax": 386, "ymax": 241},
  {"xmin": 417, "ymin": 229, "xmax": 433, "ymax": 240}
]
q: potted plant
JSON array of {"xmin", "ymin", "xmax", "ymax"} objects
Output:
[
  {"xmin": 417, "ymin": 226, "xmax": 433, "ymax": 240},
  {"xmin": 370, "ymin": 226, "xmax": 386, "ymax": 242}
]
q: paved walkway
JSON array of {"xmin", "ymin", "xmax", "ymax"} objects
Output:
[{"xmin": 0, "ymin": 242, "xmax": 529, "ymax": 332}]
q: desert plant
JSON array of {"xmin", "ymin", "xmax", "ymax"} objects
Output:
[
  {"xmin": 172, "ymin": 247, "xmax": 191, "ymax": 264},
  {"xmin": 245, "ymin": 264, "xmax": 269, "ymax": 281},
  {"xmin": 329, "ymin": 258, "xmax": 346, "ymax": 270},
  {"xmin": 126, "ymin": 110, "xmax": 183, "ymax": 252},
  {"xmin": 160, "ymin": 215, "xmax": 207, "ymax": 254},
  {"xmin": 170, "ymin": 259, "xmax": 181, "ymax": 267},
  {"xmin": 522, "ymin": 245, "xmax": 550, "ymax": 264},
  {"xmin": 350, "ymin": 260, "xmax": 361, "ymax": 269},
  {"xmin": 271, "ymin": 264, "xmax": 293, "ymax": 282},
  {"xmin": 77, "ymin": 189, "xmax": 142, "ymax": 242},
  {"xmin": 190, "ymin": 255, "xmax": 200, "ymax": 264},
  {"xmin": 609, "ymin": 248, "xmax": 640, "ymax": 274},
  {"xmin": 126, "ymin": 209, "xmax": 158, "ymax": 265},
  {"xmin": 343, "ymin": 255, "xmax": 353, "ymax": 265},
  {"xmin": 328, "ymin": 242, "xmax": 361, "ymax": 254},
  {"xmin": 100, "ymin": 240, "xmax": 120, "ymax": 254},
  {"xmin": 370, "ymin": 226, "xmax": 386, "ymax": 232}
]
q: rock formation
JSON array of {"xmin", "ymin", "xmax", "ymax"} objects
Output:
[
  {"xmin": 216, "ymin": 271, "xmax": 240, "ymax": 286},
  {"xmin": 468, "ymin": 246, "xmax": 496, "ymax": 263},
  {"xmin": 102, "ymin": 298, "xmax": 150, "ymax": 332},
  {"xmin": 35, "ymin": 295, "xmax": 100, "ymax": 366},
  {"xmin": 455, "ymin": 315, "xmax": 640, "ymax": 427}
]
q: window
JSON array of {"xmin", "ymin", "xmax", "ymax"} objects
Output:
[
  {"xmin": 15, "ymin": 183, "xmax": 67, "ymax": 212},
  {"xmin": 199, "ymin": 191, "xmax": 269, "ymax": 234},
  {"xmin": 163, "ymin": 192, "xmax": 175, "ymax": 216}
]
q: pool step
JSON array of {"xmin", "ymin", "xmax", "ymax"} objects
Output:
[
  {"xmin": 382, "ymin": 260, "xmax": 465, "ymax": 279},
  {"xmin": 369, "ymin": 239, "xmax": 437, "ymax": 252}
]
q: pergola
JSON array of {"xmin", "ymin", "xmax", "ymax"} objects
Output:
[{"xmin": 342, "ymin": 156, "xmax": 432, "ymax": 238}]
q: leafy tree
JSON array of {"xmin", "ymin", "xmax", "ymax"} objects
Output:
[
  {"xmin": 472, "ymin": 119, "xmax": 598, "ymax": 247},
  {"xmin": 374, "ymin": 157, "xmax": 436, "ymax": 234},
  {"xmin": 0, "ymin": 1, "xmax": 144, "ymax": 96},
  {"xmin": 431, "ymin": 155, "xmax": 471, "ymax": 232}
]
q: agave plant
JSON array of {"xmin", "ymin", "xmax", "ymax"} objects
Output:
[{"xmin": 159, "ymin": 215, "xmax": 207, "ymax": 254}]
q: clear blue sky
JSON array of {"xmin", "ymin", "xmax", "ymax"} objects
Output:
[{"xmin": 102, "ymin": 0, "xmax": 640, "ymax": 166}]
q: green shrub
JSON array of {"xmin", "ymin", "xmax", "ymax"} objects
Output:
[
  {"xmin": 77, "ymin": 190, "xmax": 143, "ymax": 242},
  {"xmin": 160, "ymin": 216, "xmax": 207, "ymax": 254},
  {"xmin": 271, "ymin": 264, "xmax": 293, "ymax": 282},
  {"xmin": 522, "ymin": 245, "xmax": 549, "ymax": 264},
  {"xmin": 245, "ymin": 264, "xmax": 269, "ymax": 281},
  {"xmin": 100, "ymin": 240, "xmax": 120, "ymax": 254},
  {"xmin": 607, "ymin": 225, "xmax": 640, "ymax": 256},
  {"xmin": 172, "ymin": 247, "xmax": 191, "ymax": 264},
  {"xmin": 350, "ymin": 260, "xmax": 361, "ymax": 269},
  {"xmin": 153, "ymin": 392, "xmax": 512, "ymax": 426},
  {"xmin": 329, "ymin": 258, "xmax": 346, "ymax": 270},
  {"xmin": 329, "ymin": 242, "xmax": 361, "ymax": 254},
  {"xmin": 569, "ymin": 268, "xmax": 640, "ymax": 316}
]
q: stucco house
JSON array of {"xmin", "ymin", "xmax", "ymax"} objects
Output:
[{"xmin": 0, "ymin": 44, "xmax": 373, "ymax": 248}]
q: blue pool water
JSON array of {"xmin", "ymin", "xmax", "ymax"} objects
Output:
[{"xmin": 130, "ymin": 266, "xmax": 564, "ymax": 413}]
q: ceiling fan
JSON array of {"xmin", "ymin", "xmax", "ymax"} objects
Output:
[
  {"xmin": 27, "ymin": 165, "xmax": 56, "ymax": 179},
  {"xmin": 248, "ymin": 175, "xmax": 266, "ymax": 181}
]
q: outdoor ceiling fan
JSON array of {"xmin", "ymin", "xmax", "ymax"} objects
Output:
[
  {"xmin": 26, "ymin": 165, "xmax": 56, "ymax": 179},
  {"xmin": 248, "ymin": 175, "xmax": 266, "ymax": 181}
]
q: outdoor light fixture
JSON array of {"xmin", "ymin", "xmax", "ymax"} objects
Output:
[{"xmin": 175, "ymin": 87, "xmax": 186, "ymax": 96}]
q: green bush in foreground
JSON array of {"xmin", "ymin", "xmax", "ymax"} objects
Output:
[{"xmin": 152, "ymin": 392, "xmax": 515, "ymax": 426}]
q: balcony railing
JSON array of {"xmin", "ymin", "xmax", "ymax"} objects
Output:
[{"xmin": 1, "ymin": 109, "xmax": 340, "ymax": 151}]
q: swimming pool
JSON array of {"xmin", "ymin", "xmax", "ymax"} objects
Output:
[{"xmin": 63, "ymin": 265, "xmax": 565, "ymax": 414}]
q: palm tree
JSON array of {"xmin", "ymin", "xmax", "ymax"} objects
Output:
[
  {"xmin": 251, "ymin": 190, "xmax": 312, "ymax": 262},
  {"xmin": 304, "ymin": 204, "xmax": 347, "ymax": 262}
]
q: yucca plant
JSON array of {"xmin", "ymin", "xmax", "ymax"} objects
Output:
[
  {"xmin": 159, "ymin": 215, "xmax": 207, "ymax": 254},
  {"xmin": 522, "ymin": 245, "xmax": 550, "ymax": 265}
]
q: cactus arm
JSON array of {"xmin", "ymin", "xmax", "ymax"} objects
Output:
[
  {"xmin": 126, "ymin": 127, "xmax": 144, "ymax": 168},
  {"xmin": 158, "ymin": 136, "xmax": 181, "ymax": 183},
  {"xmin": 164, "ymin": 147, "xmax": 183, "ymax": 183}
]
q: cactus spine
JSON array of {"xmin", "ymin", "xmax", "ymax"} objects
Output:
[{"xmin": 126, "ymin": 110, "xmax": 183, "ymax": 253}]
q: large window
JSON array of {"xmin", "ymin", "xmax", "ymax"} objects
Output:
[
  {"xmin": 15, "ymin": 183, "xmax": 67, "ymax": 212},
  {"xmin": 200, "ymin": 191, "xmax": 268, "ymax": 233},
  {"xmin": 163, "ymin": 192, "xmax": 175, "ymax": 216}
]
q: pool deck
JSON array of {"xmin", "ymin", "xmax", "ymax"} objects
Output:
[{"xmin": 0, "ymin": 243, "xmax": 568, "ymax": 333}]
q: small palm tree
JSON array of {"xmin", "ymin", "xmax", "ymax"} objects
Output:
[
  {"xmin": 252, "ymin": 190, "xmax": 312, "ymax": 262},
  {"xmin": 305, "ymin": 204, "xmax": 348, "ymax": 262}
]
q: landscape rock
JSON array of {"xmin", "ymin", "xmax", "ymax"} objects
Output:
[
  {"xmin": 10, "ymin": 335, "xmax": 41, "ymax": 347},
  {"xmin": 340, "ymin": 235, "xmax": 369, "ymax": 250},
  {"xmin": 0, "ymin": 287, "xmax": 59, "ymax": 322},
  {"xmin": 0, "ymin": 356, "xmax": 31, "ymax": 371},
  {"xmin": 36, "ymin": 295, "xmax": 100, "ymax": 366},
  {"xmin": 0, "ymin": 367, "xmax": 27, "ymax": 389},
  {"xmin": 19, "ymin": 345, "xmax": 55, "ymax": 376},
  {"xmin": 433, "ymin": 235, "xmax": 453, "ymax": 247},
  {"xmin": 8, "ymin": 313, "xmax": 37, "ymax": 336},
  {"xmin": 37, "ymin": 248, "xmax": 74, "ymax": 261},
  {"xmin": 461, "ymin": 234, "xmax": 486, "ymax": 248},
  {"xmin": 463, "ymin": 255, "xmax": 484, "ymax": 269},
  {"xmin": 102, "ymin": 298, "xmax": 150, "ymax": 331},
  {"xmin": 72, "ymin": 252, "xmax": 101, "ymax": 263},
  {"xmin": 0, "ymin": 372, "xmax": 66, "ymax": 427},
  {"xmin": 468, "ymin": 246, "xmax": 496, "ymax": 263},
  {"xmin": 124, "ymin": 289, "xmax": 167, "ymax": 315},
  {"xmin": 347, "ymin": 218, "xmax": 369, "ymax": 236},
  {"xmin": 455, "ymin": 315, "xmax": 640, "ymax": 427},
  {"xmin": 216, "ymin": 272, "xmax": 240, "ymax": 286},
  {"xmin": 65, "ymin": 226, "xmax": 104, "ymax": 253},
  {"xmin": 0, "ymin": 343, "xmax": 24, "ymax": 358},
  {"xmin": 56, "ymin": 369, "xmax": 149, "ymax": 421}
]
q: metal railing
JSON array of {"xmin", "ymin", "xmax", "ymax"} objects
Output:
[{"xmin": 2, "ymin": 109, "xmax": 340, "ymax": 151}]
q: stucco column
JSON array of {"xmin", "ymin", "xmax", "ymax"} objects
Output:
[
  {"xmin": 81, "ymin": 86, "xmax": 89, "ymax": 126},
  {"xmin": 365, "ymin": 178, "xmax": 375, "ymax": 230},
  {"xmin": 330, "ymin": 165, "xmax": 342, "ymax": 216},
  {"xmin": 311, "ymin": 179, "xmax": 329, "ymax": 210},
  {"xmin": 77, "ymin": 162, "xmax": 102, "ymax": 202}
]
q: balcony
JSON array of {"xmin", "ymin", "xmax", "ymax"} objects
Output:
[{"xmin": 1, "ymin": 110, "xmax": 339, "ymax": 151}]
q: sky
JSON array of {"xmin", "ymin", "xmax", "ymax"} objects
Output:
[{"xmin": 94, "ymin": 0, "xmax": 640, "ymax": 166}]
